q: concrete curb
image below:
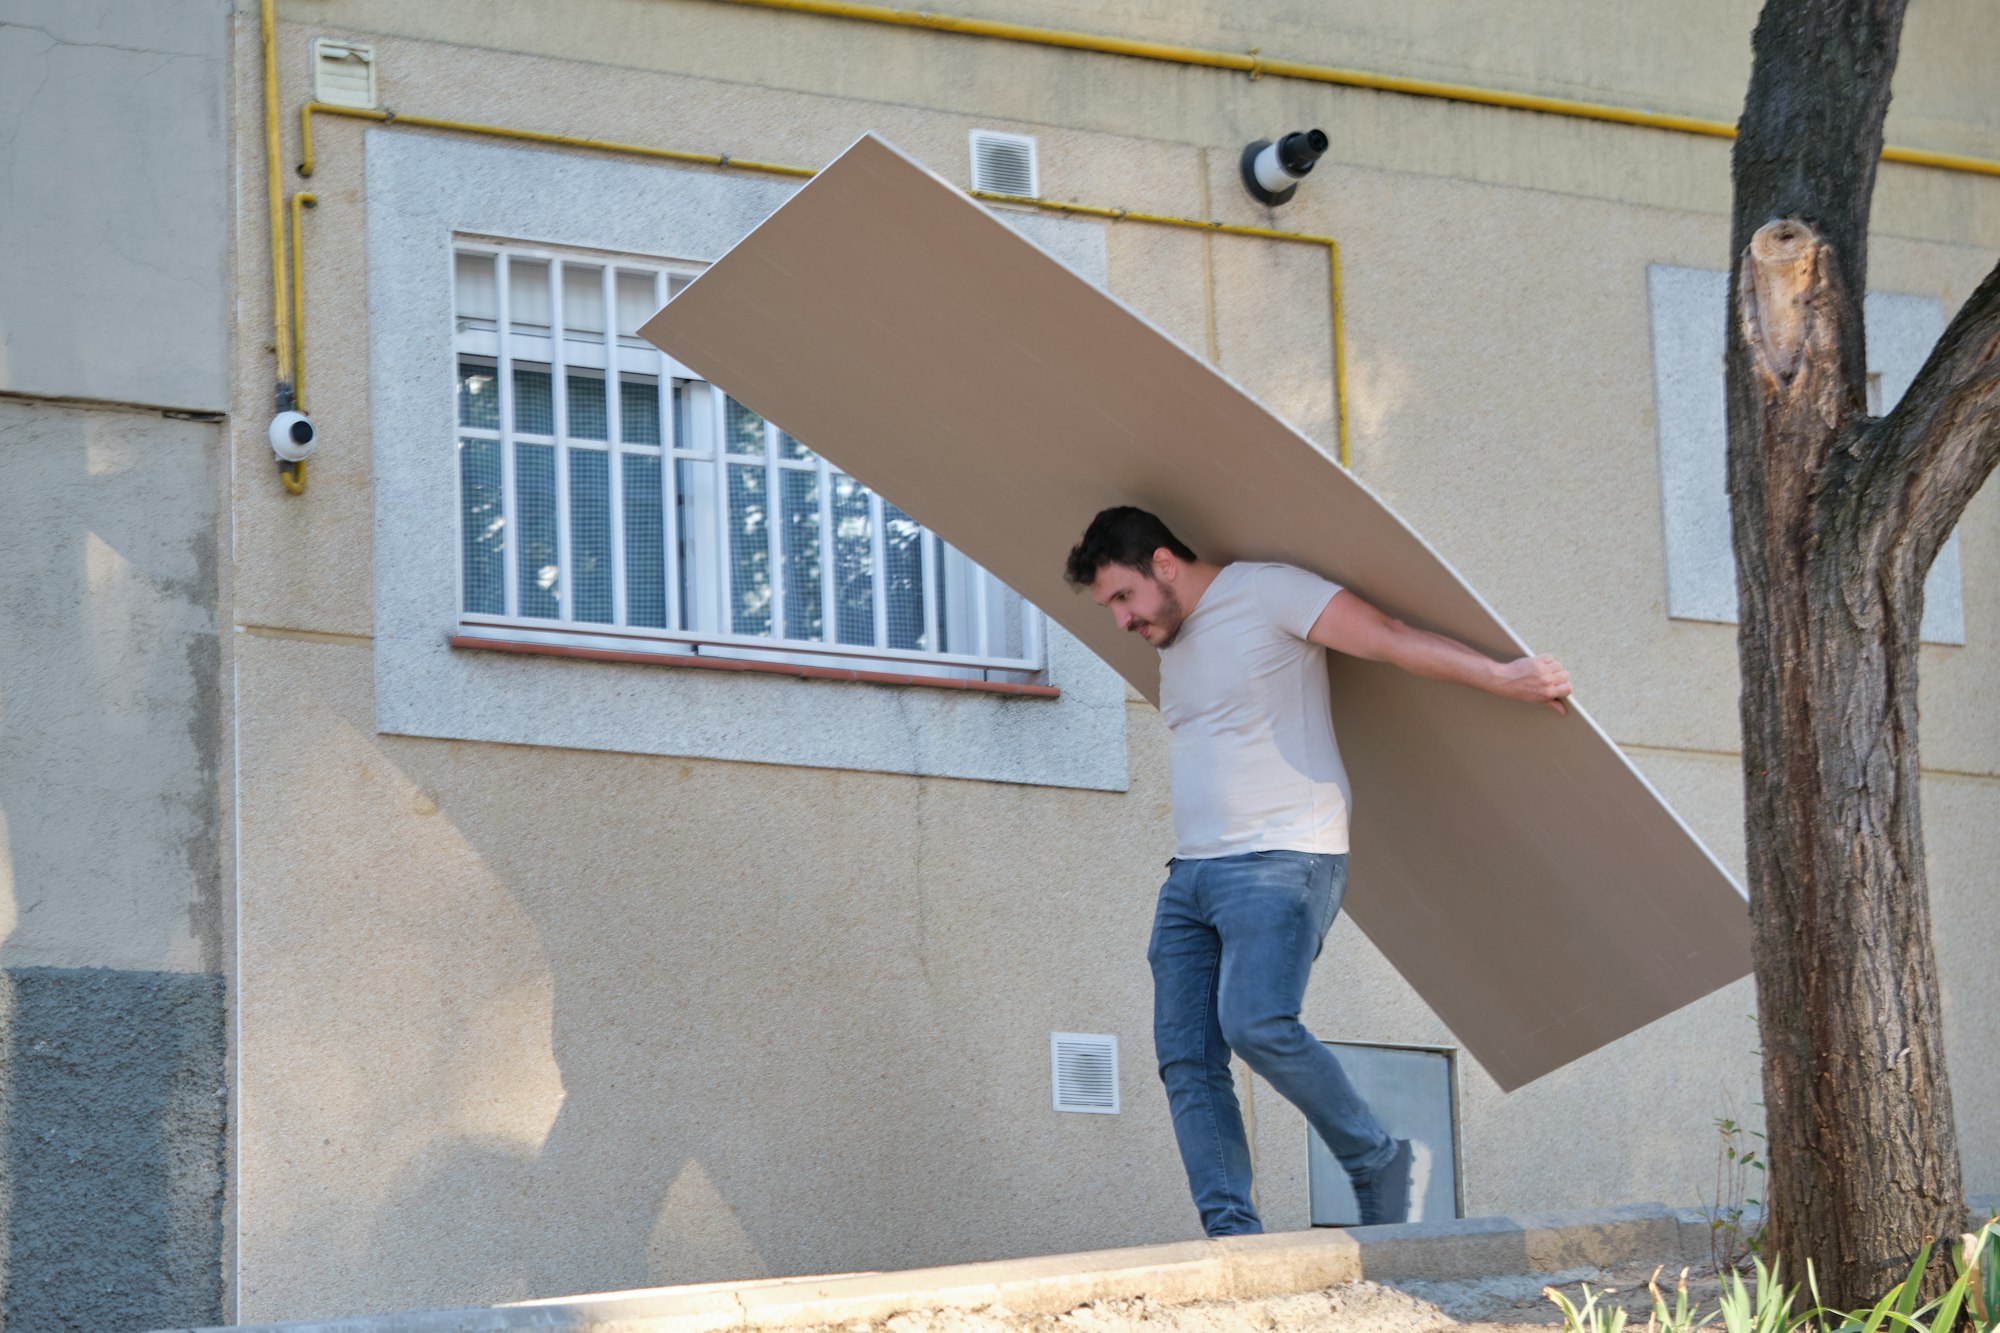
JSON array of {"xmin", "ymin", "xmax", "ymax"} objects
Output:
[{"xmin": 165, "ymin": 1203, "xmax": 1719, "ymax": 1333}]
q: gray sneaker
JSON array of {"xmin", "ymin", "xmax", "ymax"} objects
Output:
[{"xmin": 1351, "ymin": 1139, "xmax": 1414, "ymax": 1226}]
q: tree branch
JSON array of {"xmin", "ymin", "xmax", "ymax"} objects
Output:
[{"xmin": 1869, "ymin": 254, "xmax": 2000, "ymax": 575}]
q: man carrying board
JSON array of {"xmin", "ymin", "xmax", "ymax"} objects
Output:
[{"xmin": 1065, "ymin": 507, "xmax": 1573, "ymax": 1236}]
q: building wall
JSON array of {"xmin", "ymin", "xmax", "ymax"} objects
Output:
[
  {"xmin": 0, "ymin": 0, "xmax": 233, "ymax": 411},
  {"xmin": 225, "ymin": 0, "xmax": 2000, "ymax": 1323},
  {"xmin": 0, "ymin": 1, "xmax": 233, "ymax": 1328},
  {"xmin": 0, "ymin": 399, "xmax": 227, "ymax": 1326}
]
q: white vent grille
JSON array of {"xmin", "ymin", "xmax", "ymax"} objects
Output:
[
  {"xmin": 312, "ymin": 38, "xmax": 376, "ymax": 110},
  {"xmin": 970, "ymin": 130, "xmax": 1039, "ymax": 198},
  {"xmin": 1051, "ymin": 1032, "xmax": 1119, "ymax": 1114}
]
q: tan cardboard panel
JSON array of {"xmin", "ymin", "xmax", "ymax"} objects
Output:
[{"xmin": 640, "ymin": 133, "xmax": 1750, "ymax": 1090}]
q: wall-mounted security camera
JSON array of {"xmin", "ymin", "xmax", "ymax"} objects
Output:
[
  {"xmin": 1241, "ymin": 129, "xmax": 1330, "ymax": 206},
  {"xmin": 269, "ymin": 410, "xmax": 317, "ymax": 463}
]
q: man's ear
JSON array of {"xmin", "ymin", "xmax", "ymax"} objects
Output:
[{"xmin": 1152, "ymin": 546, "xmax": 1177, "ymax": 582}]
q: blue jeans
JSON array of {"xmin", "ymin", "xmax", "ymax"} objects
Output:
[{"xmin": 1148, "ymin": 850, "xmax": 1395, "ymax": 1237}]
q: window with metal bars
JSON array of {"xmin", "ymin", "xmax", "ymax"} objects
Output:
[{"xmin": 451, "ymin": 241, "xmax": 1043, "ymax": 679}]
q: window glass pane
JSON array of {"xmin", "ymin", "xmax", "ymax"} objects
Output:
[
  {"xmin": 615, "ymin": 270, "xmax": 656, "ymax": 339},
  {"xmin": 937, "ymin": 539, "xmax": 963, "ymax": 654},
  {"xmin": 458, "ymin": 438, "xmax": 505, "ymax": 615},
  {"xmin": 884, "ymin": 502, "xmax": 926, "ymax": 650},
  {"xmin": 570, "ymin": 449, "xmax": 613, "ymax": 624},
  {"xmin": 458, "ymin": 358, "xmax": 499, "ymax": 430},
  {"xmin": 675, "ymin": 457, "xmax": 714, "ymax": 632},
  {"xmin": 517, "ymin": 442, "xmax": 560, "ymax": 619},
  {"xmin": 832, "ymin": 472, "xmax": 874, "ymax": 647},
  {"xmin": 726, "ymin": 462, "xmax": 772, "ymax": 636},
  {"xmin": 781, "ymin": 470, "xmax": 823, "ymax": 641},
  {"xmin": 673, "ymin": 382, "xmax": 699, "ymax": 454},
  {"xmin": 514, "ymin": 366, "xmax": 553, "ymax": 435},
  {"xmin": 454, "ymin": 253, "xmax": 497, "ymax": 326},
  {"xmin": 725, "ymin": 397, "xmax": 766, "ymax": 456},
  {"xmin": 562, "ymin": 264, "xmax": 605, "ymax": 334},
  {"xmin": 567, "ymin": 372, "xmax": 607, "ymax": 440},
  {"xmin": 621, "ymin": 375, "xmax": 661, "ymax": 445},
  {"xmin": 779, "ymin": 429, "xmax": 814, "ymax": 462},
  {"xmin": 623, "ymin": 454, "xmax": 666, "ymax": 629},
  {"xmin": 509, "ymin": 259, "xmax": 551, "ymax": 332}
]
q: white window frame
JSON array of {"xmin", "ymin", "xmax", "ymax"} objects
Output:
[{"xmin": 450, "ymin": 238, "xmax": 1046, "ymax": 682}]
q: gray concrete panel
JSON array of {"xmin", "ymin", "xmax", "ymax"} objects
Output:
[
  {"xmin": 0, "ymin": 965, "xmax": 225, "ymax": 1332},
  {"xmin": 0, "ymin": 0, "xmax": 231, "ymax": 409},
  {"xmin": 365, "ymin": 129, "xmax": 1127, "ymax": 790},
  {"xmin": 0, "ymin": 398, "xmax": 221, "ymax": 973}
]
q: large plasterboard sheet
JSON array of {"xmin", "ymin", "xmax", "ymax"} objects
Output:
[{"xmin": 641, "ymin": 133, "xmax": 1750, "ymax": 1091}]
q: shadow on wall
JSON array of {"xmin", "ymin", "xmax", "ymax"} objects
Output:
[
  {"xmin": 346, "ymin": 734, "xmax": 1071, "ymax": 1307},
  {"xmin": 234, "ymin": 647, "xmax": 1181, "ymax": 1320}
]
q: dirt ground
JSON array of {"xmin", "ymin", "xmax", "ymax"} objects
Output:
[{"xmin": 814, "ymin": 1261, "xmax": 1740, "ymax": 1333}]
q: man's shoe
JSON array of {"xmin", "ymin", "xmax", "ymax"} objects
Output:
[{"xmin": 1351, "ymin": 1138, "xmax": 1415, "ymax": 1226}]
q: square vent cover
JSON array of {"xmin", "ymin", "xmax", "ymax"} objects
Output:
[
  {"xmin": 312, "ymin": 38, "xmax": 377, "ymax": 110},
  {"xmin": 970, "ymin": 130, "xmax": 1039, "ymax": 198},
  {"xmin": 1051, "ymin": 1032, "xmax": 1119, "ymax": 1114}
]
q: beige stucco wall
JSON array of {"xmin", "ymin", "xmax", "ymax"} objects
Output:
[{"xmin": 226, "ymin": 1, "xmax": 2000, "ymax": 1322}]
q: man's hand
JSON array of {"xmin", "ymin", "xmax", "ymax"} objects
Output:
[
  {"xmin": 1310, "ymin": 591, "xmax": 1572, "ymax": 715},
  {"xmin": 1494, "ymin": 653, "xmax": 1572, "ymax": 715}
]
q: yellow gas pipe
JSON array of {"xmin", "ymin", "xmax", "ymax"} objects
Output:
[
  {"xmin": 296, "ymin": 102, "xmax": 1355, "ymax": 464},
  {"xmin": 281, "ymin": 191, "xmax": 317, "ymax": 495},
  {"xmin": 701, "ymin": 0, "xmax": 2000, "ymax": 180},
  {"xmin": 271, "ymin": 0, "xmax": 2000, "ymax": 497},
  {"xmin": 262, "ymin": 0, "xmax": 307, "ymax": 494}
]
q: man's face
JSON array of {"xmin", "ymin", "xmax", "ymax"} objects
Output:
[{"xmin": 1088, "ymin": 556, "xmax": 1187, "ymax": 648}]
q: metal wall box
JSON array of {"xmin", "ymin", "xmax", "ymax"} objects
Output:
[{"xmin": 1308, "ymin": 1043, "xmax": 1460, "ymax": 1225}]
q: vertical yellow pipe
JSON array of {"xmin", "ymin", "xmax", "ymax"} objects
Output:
[
  {"xmin": 263, "ymin": 0, "xmax": 290, "ymax": 398},
  {"xmin": 1328, "ymin": 242, "xmax": 1350, "ymax": 469},
  {"xmin": 282, "ymin": 191, "xmax": 316, "ymax": 495},
  {"xmin": 289, "ymin": 193, "xmax": 315, "ymax": 410},
  {"xmin": 264, "ymin": 0, "xmax": 308, "ymax": 493}
]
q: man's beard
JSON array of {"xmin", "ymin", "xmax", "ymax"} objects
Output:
[{"xmin": 1144, "ymin": 581, "xmax": 1188, "ymax": 648}]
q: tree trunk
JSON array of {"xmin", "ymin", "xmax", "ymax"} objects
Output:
[{"xmin": 1728, "ymin": 0, "xmax": 2000, "ymax": 1306}]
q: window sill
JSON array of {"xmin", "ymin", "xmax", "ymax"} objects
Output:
[{"xmin": 448, "ymin": 635, "xmax": 1063, "ymax": 698}]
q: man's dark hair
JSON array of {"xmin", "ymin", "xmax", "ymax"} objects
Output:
[{"xmin": 1064, "ymin": 506, "xmax": 1198, "ymax": 588}]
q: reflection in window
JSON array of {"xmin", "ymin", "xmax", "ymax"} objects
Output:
[{"xmin": 450, "ymin": 244, "xmax": 1039, "ymax": 675}]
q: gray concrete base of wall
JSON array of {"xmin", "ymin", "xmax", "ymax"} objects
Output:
[
  {"xmin": 1, "ymin": 967, "xmax": 226, "ymax": 1333},
  {"xmin": 174, "ymin": 1202, "xmax": 1771, "ymax": 1333}
]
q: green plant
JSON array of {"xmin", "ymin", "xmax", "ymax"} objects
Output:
[
  {"xmin": 1717, "ymin": 1257, "xmax": 1813, "ymax": 1333},
  {"xmin": 1650, "ymin": 1265, "xmax": 1721, "ymax": 1333},
  {"xmin": 1956, "ymin": 1219, "xmax": 2000, "ymax": 1333},
  {"xmin": 1545, "ymin": 1221, "xmax": 2000, "ymax": 1333},
  {"xmin": 1806, "ymin": 1225, "xmax": 2000, "ymax": 1333},
  {"xmin": 1709, "ymin": 1115, "xmax": 1768, "ymax": 1271},
  {"xmin": 1546, "ymin": 1282, "xmax": 1632, "ymax": 1333}
]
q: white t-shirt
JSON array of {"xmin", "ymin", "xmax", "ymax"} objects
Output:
[{"xmin": 1157, "ymin": 562, "xmax": 1352, "ymax": 858}]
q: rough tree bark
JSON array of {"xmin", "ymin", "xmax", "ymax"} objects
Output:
[{"xmin": 1727, "ymin": 0, "xmax": 2000, "ymax": 1306}]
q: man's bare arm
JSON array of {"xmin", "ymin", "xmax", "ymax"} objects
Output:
[{"xmin": 1306, "ymin": 589, "xmax": 1572, "ymax": 715}]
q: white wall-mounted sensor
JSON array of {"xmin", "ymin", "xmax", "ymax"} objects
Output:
[
  {"xmin": 1241, "ymin": 129, "xmax": 1330, "ymax": 206},
  {"xmin": 270, "ymin": 411, "xmax": 317, "ymax": 463}
]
